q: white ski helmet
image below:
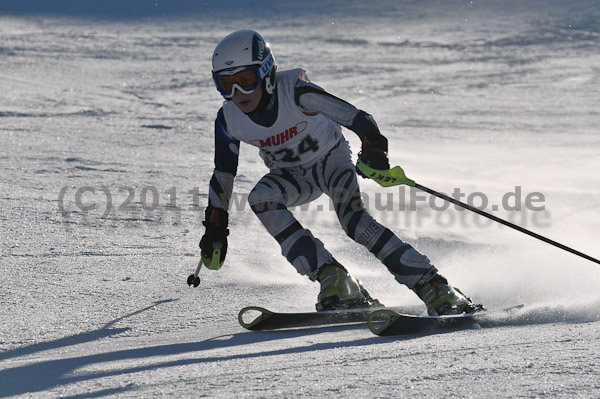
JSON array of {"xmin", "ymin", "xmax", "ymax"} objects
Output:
[{"xmin": 212, "ymin": 30, "xmax": 276, "ymax": 99}]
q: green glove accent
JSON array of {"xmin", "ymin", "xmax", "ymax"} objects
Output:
[{"xmin": 202, "ymin": 248, "xmax": 223, "ymax": 270}]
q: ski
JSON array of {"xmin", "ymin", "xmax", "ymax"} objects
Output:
[
  {"xmin": 238, "ymin": 305, "xmax": 424, "ymax": 331},
  {"xmin": 367, "ymin": 304, "xmax": 525, "ymax": 336}
]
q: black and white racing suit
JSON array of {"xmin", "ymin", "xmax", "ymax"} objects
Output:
[{"xmin": 207, "ymin": 68, "xmax": 434, "ymax": 287}]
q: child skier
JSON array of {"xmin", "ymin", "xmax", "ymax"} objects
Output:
[{"xmin": 200, "ymin": 29, "xmax": 482, "ymax": 315}]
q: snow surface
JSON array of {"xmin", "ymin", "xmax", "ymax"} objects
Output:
[{"xmin": 1, "ymin": 0, "xmax": 600, "ymax": 397}]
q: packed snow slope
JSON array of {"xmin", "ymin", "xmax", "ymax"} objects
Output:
[{"xmin": 1, "ymin": 1, "xmax": 599, "ymax": 397}]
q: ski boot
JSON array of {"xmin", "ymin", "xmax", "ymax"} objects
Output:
[
  {"xmin": 315, "ymin": 258, "xmax": 382, "ymax": 312},
  {"xmin": 413, "ymin": 269, "xmax": 484, "ymax": 316}
]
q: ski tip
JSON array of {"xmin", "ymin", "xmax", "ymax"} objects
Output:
[
  {"xmin": 367, "ymin": 309, "xmax": 401, "ymax": 336},
  {"xmin": 238, "ymin": 306, "xmax": 273, "ymax": 330}
]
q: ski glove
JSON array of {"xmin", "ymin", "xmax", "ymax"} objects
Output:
[
  {"xmin": 356, "ymin": 134, "xmax": 390, "ymax": 178},
  {"xmin": 199, "ymin": 206, "xmax": 229, "ymax": 270}
]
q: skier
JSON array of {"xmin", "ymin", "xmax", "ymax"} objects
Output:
[{"xmin": 200, "ymin": 29, "xmax": 482, "ymax": 315}]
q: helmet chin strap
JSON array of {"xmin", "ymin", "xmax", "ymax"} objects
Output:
[{"xmin": 254, "ymin": 83, "xmax": 275, "ymax": 113}]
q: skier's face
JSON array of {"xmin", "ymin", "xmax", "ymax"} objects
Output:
[{"xmin": 232, "ymin": 85, "xmax": 263, "ymax": 114}]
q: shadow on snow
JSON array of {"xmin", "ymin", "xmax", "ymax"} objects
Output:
[
  {"xmin": 2, "ymin": 299, "xmax": 600, "ymax": 397},
  {"xmin": 0, "ymin": 300, "xmax": 389, "ymax": 398}
]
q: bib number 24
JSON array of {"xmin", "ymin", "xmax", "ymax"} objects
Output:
[{"xmin": 269, "ymin": 135, "xmax": 320, "ymax": 163}]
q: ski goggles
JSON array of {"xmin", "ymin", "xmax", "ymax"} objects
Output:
[
  {"xmin": 213, "ymin": 54, "xmax": 274, "ymax": 98},
  {"xmin": 213, "ymin": 66, "xmax": 261, "ymax": 98}
]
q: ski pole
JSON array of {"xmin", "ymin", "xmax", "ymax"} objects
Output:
[
  {"xmin": 187, "ymin": 258, "xmax": 203, "ymax": 287},
  {"xmin": 356, "ymin": 160, "xmax": 600, "ymax": 266},
  {"xmin": 187, "ymin": 244, "xmax": 223, "ymax": 287}
]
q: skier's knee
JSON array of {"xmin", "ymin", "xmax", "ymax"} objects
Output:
[{"xmin": 248, "ymin": 185, "xmax": 285, "ymax": 215}]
